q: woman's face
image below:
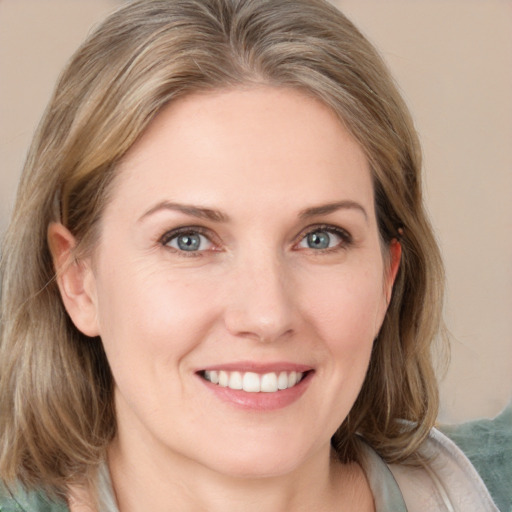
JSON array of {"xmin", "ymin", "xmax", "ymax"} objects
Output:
[{"xmin": 67, "ymin": 87, "xmax": 399, "ymax": 478}]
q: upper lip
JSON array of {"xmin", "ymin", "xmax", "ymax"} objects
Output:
[{"xmin": 197, "ymin": 361, "xmax": 314, "ymax": 374}]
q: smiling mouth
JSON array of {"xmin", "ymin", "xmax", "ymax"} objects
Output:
[{"xmin": 200, "ymin": 370, "xmax": 309, "ymax": 393}]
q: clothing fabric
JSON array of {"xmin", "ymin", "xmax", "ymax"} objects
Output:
[
  {"xmin": 0, "ymin": 429, "xmax": 499, "ymax": 511},
  {"xmin": 386, "ymin": 428, "xmax": 499, "ymax": 511},
  {"xmin": 439, "ymin": 401, "xmax": 512, "ymax": 512}
]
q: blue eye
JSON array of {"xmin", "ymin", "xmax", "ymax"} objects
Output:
[
  {"xmin": 298, "ymin": 227, "xmax": 347, "ymax": 250},
  {"xmin": 164, "ymin": 230, "xmax": 213, "ymax": 252}
]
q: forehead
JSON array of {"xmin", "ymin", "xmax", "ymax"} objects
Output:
[{"xmin": 110, "ymin": 86, "xmax": 374, "ymax": 219}]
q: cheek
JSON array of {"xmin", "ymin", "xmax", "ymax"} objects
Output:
[
  {"xmin": 94, "ymin": 261, "xmax": 220, "ymax": 369},
  {"xmin": 294, "ymin": 267, "xmax": 387, "ymax": 432},
  {"xmin": 301, "ymin": 266, "xmax": 387, "ymax": 347}
]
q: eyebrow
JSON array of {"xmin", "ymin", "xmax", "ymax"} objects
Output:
[
  {"xmin": 138, "ymin": 201, "xmax": 230, "ymax": 223},
  {"xmin": 139, "ymin": 199, "xmax": 368, "ymax": 224},
  {"xmin": 299, "ymin": 200, "xmax": 368, "ymax": 222}
]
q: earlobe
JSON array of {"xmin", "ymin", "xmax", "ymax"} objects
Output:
[{"xmin": 47, "ymin": 223, "xmax": 100, "ymax": 337}]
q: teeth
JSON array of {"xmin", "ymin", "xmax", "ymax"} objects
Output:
[
  {"xmin": 261, "ymin": 372, "xmax": 278, "ymax": 392},
  {"xmin": 218, "ymin": 370, "xmax": 229, "ymax": 387},
  {"xmin": 243, "ymin": 372, "xmax": 260, "ymax": 392},
  {"xmin": 277, "ymin": 371, "xmax": 288, "ymax": 390},
  {"xmin": 229, "ymin": 371, "xmax": 243, "ymax": 390},
  {"xmin": 203, "ymin": 370, "xmax": 305, "ymax": 392}
]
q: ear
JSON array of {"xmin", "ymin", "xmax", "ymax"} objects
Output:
[
  {"xmin": 47, "ymin": 223, "xmax": 100, "ymax": 337},
  {"xmin": 384, "ymin": 238, "xmax": 402, "ymax": 304}
]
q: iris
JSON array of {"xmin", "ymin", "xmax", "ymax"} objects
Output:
[
  {"xmin": 177, "ymin": 233, "xmax": 202, "ymax": 251},
  {"xmin": 306, "ymin": 231, "xmax": 331, "ymax": 249}
]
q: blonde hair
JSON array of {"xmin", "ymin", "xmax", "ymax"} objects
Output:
[{"xmin": 0, "ymin": 0, "xmax": 445, "ymax": 498}]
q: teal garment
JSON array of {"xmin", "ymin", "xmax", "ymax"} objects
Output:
[
  {"xmin": 440, "ymin": 402, "xmax": 512, "ymax": 512},
  {"xmin": 0, "ymin": 484, "xmax": 68, "ymax": 512}
]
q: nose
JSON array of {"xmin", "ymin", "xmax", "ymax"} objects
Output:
[{"xmin": 223, "ymin": 252, "xmax": 296, "ymax": 343}]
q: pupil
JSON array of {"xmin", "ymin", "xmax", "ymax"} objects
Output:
[
  {"xmin": 178, "ymin": 234, "xmax": 200, "ymax": 251},
  {"xmin": 308, "ymin": 232, "xmax": 329, "ymax": 249}
]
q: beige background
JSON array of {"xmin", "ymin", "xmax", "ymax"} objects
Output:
[{"xmin": 1, "ymin": 0, "xmax": 511, "ymax": 423}]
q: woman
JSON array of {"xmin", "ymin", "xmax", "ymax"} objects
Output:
[{"xmin": 0, "ymin": 0, "xmax": 498, "ymax": 510}]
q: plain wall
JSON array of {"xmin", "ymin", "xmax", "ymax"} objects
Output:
[{"xmin": 1, "ymin": 0, "xmax": 511, "ymax": 423}]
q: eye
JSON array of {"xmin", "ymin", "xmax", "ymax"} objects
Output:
[
  {"xmin": 297, "ymin": 226, "xmax": 350, "ymax": 251},
  {"xmin": 162, "ymin": 228, "xmax": 214, "ymax": 253}
]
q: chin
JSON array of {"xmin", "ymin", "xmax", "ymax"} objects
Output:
[
  {"xmin": 212, "ymin": 455, "xmax": 304, "ymax": 480},
  {"xmin": 195, "ymin": 435, "xmax": 322, "ymax": 480}
]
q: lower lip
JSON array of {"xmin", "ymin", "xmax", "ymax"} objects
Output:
[{"xmin": 198, "ymin": 372, "xmax": 313, "ymax": 411}]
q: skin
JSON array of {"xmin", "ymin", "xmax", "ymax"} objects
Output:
[{"xmin": 50, "ymin": 86, "xmax": 400, "ymax": 512}]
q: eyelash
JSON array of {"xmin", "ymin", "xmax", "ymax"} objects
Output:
[
  {"xmin": 159, "ymin": 224, "xmax": 352, "ymax": 256},
  {"xmin": 159, "ymin": 226, "xmax": 216, "ymax": 257},
  {"xmin": 295, "ymin": 224, "xmax": 353, "ymax": 253}
]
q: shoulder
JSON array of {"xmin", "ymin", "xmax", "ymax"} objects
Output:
[
  {"xmin": 388, "ymin": 429, "xmax": 499, "ymax": 512},
  {"xmin": 0, "ymin": 483, "xmax": 68, "ymax": 512}
]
